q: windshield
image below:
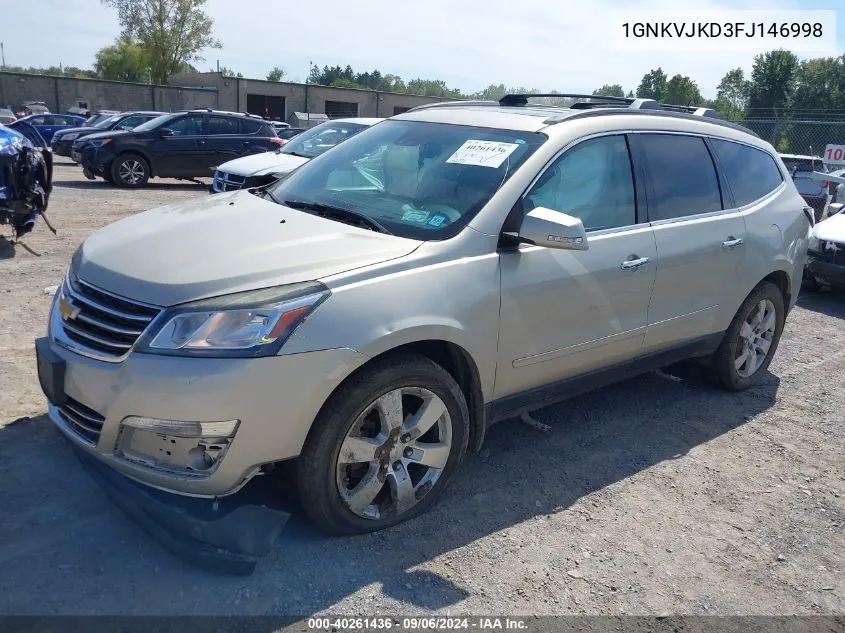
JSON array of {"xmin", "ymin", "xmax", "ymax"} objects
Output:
[
  {"xmin": 132, "ymin": 113, "xmax": 179, "ymax": 133},
  {"xmin": 94, "ymin": 115, "xmax": 121, "ymax": 129},
  {"xmin": 267, "ymin": 119, "xmax": 546, "ymax": 240},
  {"xmin": 281, "ymin": 121, "xmax": 369, "ymax": 159},
  {"xmin": 782, "ymin": 157, "xmax": 828, "ymax": 174}
]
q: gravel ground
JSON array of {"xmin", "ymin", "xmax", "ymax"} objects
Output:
[{"xmin": 0, "ymin": 164, "xmax": 843, "ymax": 617}]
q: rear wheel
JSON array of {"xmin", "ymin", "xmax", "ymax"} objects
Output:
[
  {"xmin": 710, "ymin": 281, "xmax": 785, "ymax": 391},
  {"xmin": 296, "ymin": 354, "xmax": 469, "ymax": 535},
  {"xmin": 111, "ymin": 154, "xmax": 149, "ymax": 188}
]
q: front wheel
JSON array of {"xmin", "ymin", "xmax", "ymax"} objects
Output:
[
  {"xmin": 710, "ymin": 281, "xmax": 785, "ymax": 391},
  {"xmin": 296, "ymin": 354, "xmax": 469, "ymax": 535},
  {"xmin": 111, "ymin": 154, "xmax": 149, "ymax": 188}
]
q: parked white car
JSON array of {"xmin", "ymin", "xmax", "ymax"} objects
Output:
[
  {"xmin": 210, "ymin": 117, "xmax": 383, "ymax": 193},
  {"xmin": 805, "ymin": 171, "xmax": 845, "ymax": 289}
]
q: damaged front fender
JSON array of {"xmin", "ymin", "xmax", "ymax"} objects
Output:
[{"xmin": 0, "ymin": 121, "xmax": 53, "ymax": 239}]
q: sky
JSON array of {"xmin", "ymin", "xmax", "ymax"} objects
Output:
[{"xmin": 1, "ymin": 0, "xmax": 843, "ymax": 98}]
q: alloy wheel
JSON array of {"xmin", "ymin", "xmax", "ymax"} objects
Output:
[
  {"xmin": 735, "ymin": 299, "xmax": 777, "ymax": 378},
  {"xmin": 119, "ymin": 159, "xmax": 145, "ymax": 185},
  {"xmin": 335, "ymin": 387, "xmax": 452, "ymax": 520}
]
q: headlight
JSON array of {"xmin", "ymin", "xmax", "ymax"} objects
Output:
[
  {"xmin": 63, "ymin": 133, "xmax": 80, "ymax": 141},
  {"xmin": 135, "ymin": 282, "xmax": 330, "ymax": 357},
  {"xmin": 89, "ymin": 139, "xmax": 111, "ymax": 148}
]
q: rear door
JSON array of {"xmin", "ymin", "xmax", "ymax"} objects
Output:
[
  {"xmin": 631, "ymin": 132, "xmax": 746, "ymax": 353},
  {"xmin": 204, "ymin": 115, "xmax": 252, "ymax": 166},
  {"xmin": 149, "ymin": 113, "xmax": 210, "ymax": 176}
]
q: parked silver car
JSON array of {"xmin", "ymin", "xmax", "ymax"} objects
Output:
[{"xmin": 37, "ymin": 95, "xmax": 810, "ymax": 540}]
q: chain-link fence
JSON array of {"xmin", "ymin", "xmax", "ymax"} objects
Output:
[{"xmin": 728, "ymin": 118, "xmax": 845, "ymax": 160}]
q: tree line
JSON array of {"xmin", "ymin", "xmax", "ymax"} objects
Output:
[{"xmin": 3, "ymin": 0, "xmax": 844, "ymax": 127}]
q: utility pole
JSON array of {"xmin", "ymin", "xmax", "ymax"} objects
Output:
[
  {"xmin": 1, "ymin": 42, "xmax": 5, "ymax": 69},
  {"xmin": 305, "ymin": 60, "xmax": 313, "ymax": 126}
]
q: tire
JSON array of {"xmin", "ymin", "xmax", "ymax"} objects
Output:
[
  {"xmin": 110, "ymin": 153, "xmax": 149, "ymax": 188},
  {"xmin": 296, "ymin": 353, "xmax": 470, "ymax": 536},
  {"xmin": 710, "ymin": 281, "xmax": 785, "ymax": 391}
]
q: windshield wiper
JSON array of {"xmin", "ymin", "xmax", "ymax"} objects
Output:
[
  {"xmin": 284, "ymin": 151, "xmax": 311, "ymax": 159},
  {"xmin": 282, "ymin": 199, "xmax": 392, "ymax": 235}
]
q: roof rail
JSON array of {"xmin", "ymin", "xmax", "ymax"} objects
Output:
[
  {"xmin": 407, "ymin": 99, "xmax": 497, "ymax": 112},
  {"xmin": 544, "ymin": 108, "xmax": 757, "ymax": 137},
  {"xmin": 499, "ymin": 93, "xmax": 632, "ymax": 107}
]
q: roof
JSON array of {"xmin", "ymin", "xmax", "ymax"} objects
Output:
[{"xmin": 779, "ymin": 153, "xmax": 823, "ymax": 160}]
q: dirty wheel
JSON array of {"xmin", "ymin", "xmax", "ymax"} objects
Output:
[
  {"xmin": 111, "ymin": 154, "xmax": 149, "ymax": 188},
  {"xmin": 297, "ymin": 353, "xmax": 469, "ymax": 535},
  {"xmin": 710, "ymin": 281, "xmax": 784, "ymax": 391}
]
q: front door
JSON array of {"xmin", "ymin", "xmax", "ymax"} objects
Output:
[
  {"xmin": 495, "ymin": 134, "xmax": 657, "ymax": 399},
  {"xmin": 630, "ymin": 133, "xmax": 747, "ymax": 352},
  {"xmin": 150, "ymin": 113, "xmax": 212, "ymax": 177}
]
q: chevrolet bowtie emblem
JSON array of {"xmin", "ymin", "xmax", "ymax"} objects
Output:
[{"xmin": 59, "ymin": 296, "xmax": 80, "ymax": 321}]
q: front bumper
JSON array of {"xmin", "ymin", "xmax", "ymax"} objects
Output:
[
  {"xmin": 52, "ymin": 139, "xmax": 73, "ymax": 158},
  {"xmin": 37, "ymin": 329, "xmax": 368, "ymax": 497},
  {"xmin": 807, "ymin": 256, "xmax": 845, "ymax": 287},
  {"xmin": 73, "ymin": 446, "xmax": 289, "ymax": 574},
  {"xmin": 76, "ymin": 145, "xmax": 113, "ymax": 176}
]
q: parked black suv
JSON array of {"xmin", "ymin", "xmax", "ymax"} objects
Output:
[
  {"xmin": 75, "ymin": 110, "xmax": 283, "ymax": 187},
  {"xmin": 54, "ymin": 111, "xmax": 164, "ymax": 159}
]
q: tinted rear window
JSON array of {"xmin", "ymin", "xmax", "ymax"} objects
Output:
[
  {"xmin": 711, "ymin": 139, "xmax": 783, "ymax": 207},
  {"xmin": 638, "ymin": 134, "xmax": 723, "ymax": 220}
]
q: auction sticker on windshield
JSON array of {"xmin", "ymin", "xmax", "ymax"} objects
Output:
[{"xmin": 446, "ymin": 140, "xmax": 519, "ymax": 168}]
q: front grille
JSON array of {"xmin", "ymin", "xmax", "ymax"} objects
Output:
[
  {"xmin": 213, "ymin": 171, "xmax": 246, "ymax": 192},
  {"xmin": 60, "ymin": 275, "xmax": 161, "ymax": 359},
  {"xmin": 57, "ymin": 397, "xmax": 105, "ymax": 445}
]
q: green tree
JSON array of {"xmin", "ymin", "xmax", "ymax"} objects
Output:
[
  {"xmin": 664, "ymin": 74, "xmax": 703, "ymax": 105},
  {"xmin": 101, "ymin": 0, "xmax": 222, "ymax": 84},
  {"xmin": 266, "ymin": 66, "xmax": 285, "ymax": 82},
  {"xmin": 593, "ymin": 84, "xmax": 625, "ymax": 97},
  {"xmin": 636, "ymin": 68, "xmax": 668, "ymax": 100},
  {"xmin": 748, "ymin": 49, "xmax": 799, "ymax": 116},
  {"xmin": 406, "ymin": 78, "xmax": 462, "ymax": 98},
  {"xmin": 216, "ymin": 66, "xmax": 242, "ymax": 78},
  {"xmin": 714, "ymin": 68, "xmax": 751, "ymax": 120},
  {"xmin": 95, "ymin": 37, "xmax": 151, "ymax": 82}
]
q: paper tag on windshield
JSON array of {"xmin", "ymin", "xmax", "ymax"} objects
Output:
[{"xmin": 446, "ymin": 140, "xmax": 519, "ymax": 168}]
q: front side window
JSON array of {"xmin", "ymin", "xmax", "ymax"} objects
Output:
[
  {"xmin": 711, "ymin": 139, "xmax": 783, "ymax": 207},
  {"xmin": 638, "ymin": 134, "xmax": 723, "ymax": 220},
  {"xmin": 165, "ymin": 115, "xmax": 204, "ymax": 136},
  {"xmin": 116, "ymin": 116, "xmax": 146, "ymax": 130},
  {"xmin": 208, "ymin": 116, "xmax": 239, "ymax": 135},
  {"xmin": 524, "ymin": 134, "xmax": 636, "ymax": 232},
  {"xmin": 267, "ymin": 119, "xmax": 546, "ymax": 240}
]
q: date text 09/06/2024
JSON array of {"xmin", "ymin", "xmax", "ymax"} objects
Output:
[{"xmin": 306, "ymin": 617, "xmax": 528, "ymax": 630}]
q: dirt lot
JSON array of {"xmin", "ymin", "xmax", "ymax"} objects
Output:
[{"xmin": 0, "ymin": 163, "xmax": 843, "ymax": 616}]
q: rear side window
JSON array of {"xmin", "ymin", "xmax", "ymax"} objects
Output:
[
  {"xmin": 239, "ymin": 119, "xmax": 261, "ymax": 134},
  {"xmin": 208, "ymin": 116, "xmax": 239, "ymax": 135},
  {"xmin": 711, "ymin": 139, "xmax": 783, "ymax": 207},
  {"xmin": 638, "ymin": 134, "xmax": 723, "ymax": 220}
]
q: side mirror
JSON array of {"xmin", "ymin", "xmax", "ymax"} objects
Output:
[
  {"xmin": 158, "ymin": 128, "xmax": 174, "ymax": 137},
  {"xmin": 516, "ymin": 207, "xmax": 589, "ymax": 251}
]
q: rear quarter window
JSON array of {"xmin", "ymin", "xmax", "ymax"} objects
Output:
[{"xmin": 711, "ymin": 139, "xmax": 783, "ymax": 207}]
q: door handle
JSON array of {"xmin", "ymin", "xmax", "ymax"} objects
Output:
[
  {"xmin": 721, "ymin": 237, "xmax": 744, "ymax": 250},
  {"xmin": 620, "ymin": 256, "xmax": 650, "ymax": 270}
]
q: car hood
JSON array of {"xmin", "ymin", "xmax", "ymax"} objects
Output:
[
  {"xmin": 72, "ymin": 190, "xmax": 422, "ymax": 306},
  {"xmin": 217, "ymin": 151, "xmax": 310, "ymax": 177},
  {"xmin": 813, "ymin": 211, "xmax": 845, "ymax": 244},
  {"xmin": 77, "ymin": 129, "xmax": 131, "ymax": 142},
  {"xmin": 53, "ymin": 126, "xmax": 93, "ymax": 138}
]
